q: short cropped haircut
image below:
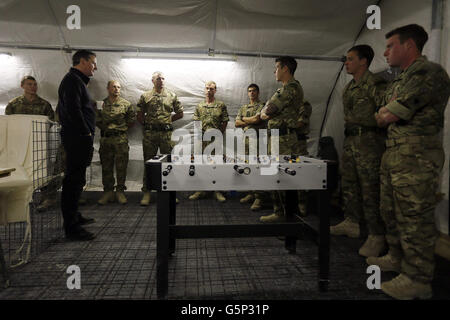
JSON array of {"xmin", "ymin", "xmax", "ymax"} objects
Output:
[
  {"xmin": 348, "ymin": 44, "xmax": 374, "ymax": 67},
  {"xmin": 205, "ymin": 80, "xmax": 217, "ymax": 89},
  {"xmin": 247, "ymin": 83, "xmax": 260, "ymax": 92},
  {"xmin": 275, "ymin": 56, "xmax": 297, "ymax": 75},
  {"xmin": 107, "ymin": 80, "xmax": 120, "ymax": 88},
  {"xmin": 72, "ymin": 50, "xmax": 96, "ymax": 66},
  {"xmin": 21, "ymin": 75, "xmax": 36, "ymax": 86},
  {"xmin": 152, "ymin": 71, "xmax": 164, "ymax": 80},
  {"xmin": 385, "ymin": 24, "xmax": 428, "ymax": 53}
]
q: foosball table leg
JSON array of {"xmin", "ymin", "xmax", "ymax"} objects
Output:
[{"xmin": 157, "ymin": 191, "xmax": 170, "ymax": 299}]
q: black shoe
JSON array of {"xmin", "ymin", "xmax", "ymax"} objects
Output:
[
  {"xmin": 78, "ymin": 215, "xmax": 95, "ymax": 225},
  {"xmin": 66, "ymin": 227, "xmax": 95, "ymax": 241}
]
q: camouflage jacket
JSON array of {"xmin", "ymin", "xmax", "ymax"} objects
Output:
[
  {"xmin": 5, "ymin": 95, "xmax": 54, "ymax": 121},
  {"xmin": 297, "ymin": 100, "xmax": 312, "ymax": 135},
  {"xmin": 193, "ymin": 100, "xmax": 229, "ymax": 132},
  {"xmin": 266, "ymin": 78, "xmax": 303, "ymax": 130},
  {"xmin": 96, "ymin": 96, "xmax": 135, "ymax": 133},
  {"xmin": 236, "ymin": 101, "xmax": 266, "ymax": 131},
  {"xmin": 137, "ymin": 88, "xmax": 183, "ymax": 126},
  {"xmin": 383, "ymin": 56, "xmax": 450, "ymax": 138},
  {"xmin": 343, "ymin": 70, "xmax": 387, "ymax": 128}
]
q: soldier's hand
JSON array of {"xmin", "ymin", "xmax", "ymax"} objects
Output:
[{"xmin": 260, "ymin": 112, "xmax": 269, "ymax": 120}]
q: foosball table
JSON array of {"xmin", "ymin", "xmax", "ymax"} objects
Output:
[{"xmin": 146, "ymin": 154, "xmax": 331, "ymax": 299}]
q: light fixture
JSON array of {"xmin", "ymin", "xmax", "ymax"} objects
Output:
[
  {"xmin": 121, "ymin": 53, "xmax": 236, "ymax": 62},
  {"xmin": 0, "ymin": 52, "xmax": 12, "ymax": 64}
]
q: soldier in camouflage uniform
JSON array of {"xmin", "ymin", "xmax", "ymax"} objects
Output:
[
  {"xmin": 96, "ymin": 80, "xmax": 136, "ymax": 205},
  {"xmin": 330, "ymin": 45, "xmax": 388, "ymax": 258},
  {"xmin": 367, "ymin": 24, "xmax": 450, "ymax": 300},
  {"xmin": 5, "ymin": 76, "xmax": 54, "ymax": 120},
  {"xmin": 189, "ymin": 81, "xmax": 229, "ymax": 202},
  {"xmin": 260, "ymin": 56, "xmax": 302, "ymax": 223},
  {"xmin": 138, "ymin": 72, "xmax": 184, "ymax": 205},
  {"xmin": 235, "ymin": 83, "xmax": 270, "ymax": 210},
  {"xmin": 5, "ymin": 76, "xmax": 56, "ymax": 210}
]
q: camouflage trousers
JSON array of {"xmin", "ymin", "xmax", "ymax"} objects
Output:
[
  {"xmin": 270, "ymin": 132, "xmax": 298, "ymax": 214},
  {"xmin": 99, "ymin": 135, "xmax": 129, "ymax": 192},
  {"xmin": 380, "ymin": 138, "xmax": 444, "ymax": 283},
  {"xmin": 341, "ymin": 133, "xmax": 385, "ymax": 234},
  {"xmin": 142, "ymin": 130, "xmax": 173, "ymax": 192},
  {"xmin": 242, "ymin": 136, "xmax": 269, "ymax": 202}
]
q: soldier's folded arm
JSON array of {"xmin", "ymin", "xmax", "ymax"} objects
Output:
[
  {"xmin": 235, "ymin": 118, "xmax": 246, "ymax": 128},
  {"xmin": 375, "ymin": 106, "xmax": 400, "ymax": 127},
  {"xmin": 242, "ymin": 113, "xmax": 261, "ymax": 125},
  {"xmin": 261, "ymin": 102, "xmax": 279, "ymax": 120}
]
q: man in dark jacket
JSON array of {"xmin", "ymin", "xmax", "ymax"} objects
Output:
[{"xmin": 57, "ymin": 50, "xmax": 97, "ymax": 241}]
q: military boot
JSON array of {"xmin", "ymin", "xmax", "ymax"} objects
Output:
[
  {"xmin": 140, "ymin": 192, "xmax": 151, "ymax": 206},
  {"xmin": 240, "ymin": 194, "xmax": 254, "ymax": 204},
  {"xmin": 366, "ymin": 249, "xmax": 401, "ymax": 273},
  {"xmin": 116, "ymin": 191, "xmax": 127, "ymax": 205},
  {"xmin": 250, "ymin": 199, "xmax": 262, "ymax": 211},
  {"xmin": 215, "ymin": 192, "xmax": 226, "ymax": 203},
  {"xmin": 98, "ymin": 191, "xmax": 115, "ymax": 205},
  {"xmin": 359, "ymin": 234, "xmax": 386, "ymax": 257},
  {"xmin": 260, "ymin": 213, "xmax": 285, "ymax": 223},
  {"xmin": 189, "ymin": 191, "xmax": 206, "ymax": 200},
  {"xmin": 330, "ymin": 217, "xmax": 360, "ymax": 238},
  {"xmin": 381, "ymin": 274, "xmax": 432, "ymax": 300}
]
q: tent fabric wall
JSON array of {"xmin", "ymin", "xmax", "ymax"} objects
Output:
[{"xmin": 0, "ymin": 0, "xmax": 448, "ymax": 233}]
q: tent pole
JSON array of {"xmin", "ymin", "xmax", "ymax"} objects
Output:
[{"xmin": 0, "ymin": 43, "xmax": 344, "ymax": 62}]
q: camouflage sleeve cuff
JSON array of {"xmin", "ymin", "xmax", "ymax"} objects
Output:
[{"xmin": 385, "ymin": 100, "xmax": 414, "ymax": 121}]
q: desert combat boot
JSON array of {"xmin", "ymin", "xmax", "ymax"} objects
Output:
[
  {"xmin": 260, "ymin": 213, "xmax": 285, "ymax": 223},
  {"xmin": 366, "ymin": 248, "xmax": 401, "ymax": 273},
  {"xmin": 330, "ymin": 217, "xmax": 360, "ymax": 238},
  {"xmin": 250, "ymin": 199, "xmax": 262, "ymax": 211},
  {"xmin": 240, "ymin": 194, "xmax": 254, "ymax": 204},
  {"xmin": 140, "ymin": 191, "xmax": 151, "ymax": 206},
  {"xmin": 189, "ymin": 191, "xmax": 206, "ymax": 200},
  {"xmin": 215, "ymin": 192, "xmax": 226, "ymax": 203},
  {"xmin": 359, "ymin": 234, "xmax": 386, "ymax": 257},
  {"xmin": 381, "ymin": 274, "xmax": 432, "ymax": 300},
  {"xmin": 98, "ymin": 191, "xmax": 116, "ymax": 205},
  {"xmin": 116, "ymin": 191, "xmax": 127, "ymax": 205}
]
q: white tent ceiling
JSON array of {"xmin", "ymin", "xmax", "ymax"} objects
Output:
[{"xmin": 0, "ymin": 0, "xmax": 375, "ymax": 54}]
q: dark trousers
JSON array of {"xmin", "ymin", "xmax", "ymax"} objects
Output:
[{"xmin": 61, "ymin": 135, "xmax": 94, "ymax": 233}]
